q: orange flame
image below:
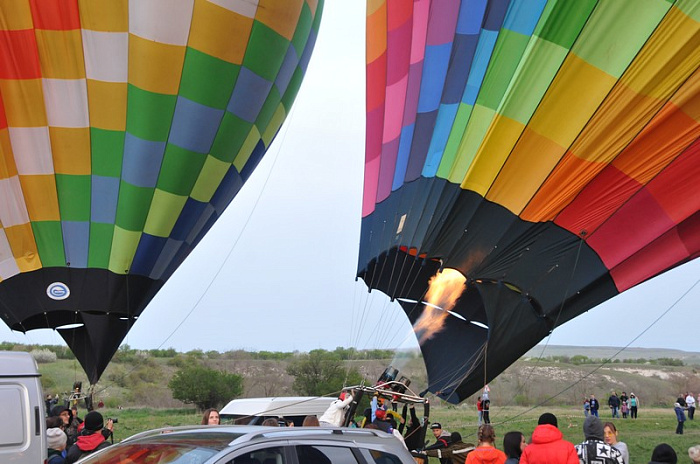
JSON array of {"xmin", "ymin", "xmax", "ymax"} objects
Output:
[{"xmin": 413, "ymin": 268, "xmax": 466, "ymax": 344}]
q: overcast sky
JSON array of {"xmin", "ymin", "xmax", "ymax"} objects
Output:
[{"xmin": 2, "ymin": 2, "xmax": 699, "ymax": 357}]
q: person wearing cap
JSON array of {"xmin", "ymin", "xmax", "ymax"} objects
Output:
[
  {"xmin": 65, "ymin": 411, "xmax": 114, "ymax": 464},
  {"xmin": 49, "ymin": 404, "xmax": 77, "ymax": 447},
  {"xmin": 575, "ymin": 416, "xmax": 624, "ymax": 464},
  {"xmin": 520, "ymin": 413, "xmax": 578, "ymax": 464},
  {"xmin": 688, "ymin": 445, "xmax": 700, "ymax": 464},
  {"xmin": 649, "ymin": 444, "xmax": 677, "ymax": 464},
  {"xmin": 424, "ymin": 423, "xmax": 451, "ymax": 464},
  {"xmin": 47, "ymin": 427, "xmax": 67, "ymax": 464},
  {"xmin": 421, "ymin": 431, "xmax": 475, "ymax": 464}
]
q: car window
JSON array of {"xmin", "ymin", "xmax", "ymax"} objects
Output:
[
  {"xmin": 364, "ymin": 449, "xmax": 405, "ymax": 464},
  {"xmin": 295, "ymin": 445, "xmax": 359, "ymax": 464},
  {"xmin": 227, "ymin": 446, "xmax": 286, "ymax": 464}
]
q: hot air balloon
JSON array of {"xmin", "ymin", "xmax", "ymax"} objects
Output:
[
  {"xmin": 359, "ymin": 0, "xmax": 700, "ymax": 403},
  {"xmin": 0, "ymin": 0, "xmax": 324, "ymax": 384}
]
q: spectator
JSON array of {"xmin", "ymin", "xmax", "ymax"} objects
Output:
[
  {"xmin": 302, "ymin": 415, "xmax": 320, "ymax": 426},
  {"xmin": 482, "ymin": 399, "xmax": 491, "ymax": 424},
  {"xmin": 688, "ymin": 445, "xmax": 700, "ymax": 464},
  {"xmin": 590, "ymin": 394, "xmax": 600, "ymax": 417},
  {"xmin": 629, "ymin": 393, "xmax": 639, "ymax": 419},
  {"xmin": 584, "ymin": 398, "xmax": 590, "ymax": 417},
  {"xmin": 620, "ymin": 400, "xmax": 629, "ymax": 419},
  {"xmin": 677, "ymin": 394, "xmax": 687, "ymax": 408},
  {"xmin": 422, "ymin": 432, "xmax": 474, "ymax": 464},
  {"xmin": 619, "ymin": 392, "xmax": 629, "ymax": 419},
  {"xmin": 477, "ymin": 396, "xmax": 484, "ymax": 425},
  {"xmin": 503, "ymin": 431, "xmax": 526, "ymax": 464},
  {"xmin": 47, "ymin": 427, "xmax": 67, "ymax": 464},
  {"xmin": 520, "ymin": 413, "xmax": 578, "ymax": 464},
  {"xmin": 465, "ymin": 425, "xmax": 506, "ymax": 464},
  {"xmin": 608, "ymin": 391, "xmax": 620, "ymax": 419},
  {"xmin": 201, "ymin": 408, "xmax": 220, "ymax": 425},
  {"xmin": 649, "ymin": 444, "xmax": 677, "ymax": 464},
  {"xmin": 49, "ymin": 405, "xmax": 76, "ymax": 447},
  {"xmin": 319, "ymin": 391, "xmax": 354, "ymax": 427},
  {"xmin": 674, "ymin": 402, "xmax": 685, "ymax": 435},
  {"xmin": 68, "ymin": 407, "xmax": 82, "ymax": 440},
  {"xmin": 686, "ymin": 392, "xmax": 696, "ymax": 420},
  {"xmin": 46, "ymin": 416, "xmax": 63, "ymax": 429},
  {"xmin": 604, "ymin": 422, "xmax": 629, "ymax": 464},
  {"xmin": 261, "ymin": 418, "xmax": 279, "ymax": 427},
  {"xmin": 575, "ymin": 416, "xmax": 624, "ymax": 464},
  {"xmin": 65, "ymin": 411, "xmax": 113, "ymax": 464}
]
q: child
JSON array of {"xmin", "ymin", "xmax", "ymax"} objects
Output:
[{"xmin": 620, "ymin": 400, "xmax": 628, "ymax": 418}]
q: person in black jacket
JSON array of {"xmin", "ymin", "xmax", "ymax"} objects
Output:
[
  {"xmin": 608, "ymin": 392, "xmax": 620, "ymax": 418},
  {"xmin": 65, "ymin": 411, "xmax": 114, "ymax": 464}
]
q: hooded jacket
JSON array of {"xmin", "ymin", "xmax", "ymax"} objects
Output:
[
  {"xmin": 64, "ymin": 431, "xmax": 111, "ymax": 464},
  {"xmin": 465, "ymin": 446, "xmax": 506, "ymax": 464},
  {"xmin": 520, "ymin": 424, "xmax": 579, "ymax": 464}
]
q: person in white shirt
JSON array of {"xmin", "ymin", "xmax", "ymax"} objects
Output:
[
  {"xmin": 318, "ymin": 391, "xmax": 354, "ymax": 427},
  {"xmin": 686, "ymin": 392, "xmax": 696, "ymax": 420}
]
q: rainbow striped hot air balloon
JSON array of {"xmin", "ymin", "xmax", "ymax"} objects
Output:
[
  {"xmin": 359, "ymin": 0, "xmax": 700, "ymax": 403},
  {"xmin": 0, "ymin": 0, "xmax": 323, "ymax": 383}
]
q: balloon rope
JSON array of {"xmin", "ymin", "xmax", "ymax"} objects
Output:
[
  {"xmin": 155, "ymin": 117, "xmax": 294, "ymax": 351},
  {"xmin": 488, "ymin": 273, "xmax": 700, "ymax": 429},
  {"xmin": 489, "ymin": 238, "xmax": 585, "ymax": 421}
]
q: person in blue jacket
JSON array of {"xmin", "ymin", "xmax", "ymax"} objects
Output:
[{"xmin": 674, "ymin": 402, "xmax": 686, "ymax": 434}]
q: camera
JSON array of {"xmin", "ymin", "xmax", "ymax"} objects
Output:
[{"xmin": 108, "ymin": 417, "xmax": 119, "ymax": 424}]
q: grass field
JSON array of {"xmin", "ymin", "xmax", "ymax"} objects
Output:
[{"xmin": 95, "ymin": 405, "xmax": 697, "ymax": 464}]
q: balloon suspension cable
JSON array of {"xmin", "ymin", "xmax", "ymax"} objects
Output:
[
  {"xmin": 489, "ymin": 238, "xmax": 585, "ymax": 422},
  {"xmin": 97, "ymin": 90, "xmax": 302, "ymax": 396},
  {"xmin": 488, "ymin": 273, "xmax": 700, "ymax": 430},
  {"xmin": 155, "ymin": 102, "xmax": 298, "ymax": 351}
]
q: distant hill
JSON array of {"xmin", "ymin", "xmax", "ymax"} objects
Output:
[{"xmin": 525, "ymin": 345, "xmax": 700, "ymax": 365}]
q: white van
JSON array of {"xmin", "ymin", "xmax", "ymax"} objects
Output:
[
  {"xmin": 0, "ymin": 351, "xmax": 47, "ymax": 463},
  {"xmin": 219, "ymin": 396, "xmax": 334, "ymax": 426}
]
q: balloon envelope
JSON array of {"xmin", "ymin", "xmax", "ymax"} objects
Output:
[
  {"xmin": 360, "ymin": 0, "xmax": 700, "ymax": 403},
  {"xmin": 0, "ymin": 0, "xmax": 324, "ymax": 383}
]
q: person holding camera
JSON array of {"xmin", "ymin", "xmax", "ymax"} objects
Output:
[{"xmin": 65, "ymin": 411, "xmax": 114, "ymax": 464}]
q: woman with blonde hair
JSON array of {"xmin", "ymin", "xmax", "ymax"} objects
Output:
[
  {"xmin": 603, "ymin": 422, "xmax": 628, "ymax": 464},
  {"xmin": 465, "ymin": 425, "xmax": 506, "ymax": 464}
]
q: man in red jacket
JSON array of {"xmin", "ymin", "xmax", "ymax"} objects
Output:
[{"xmin": 520, "ymin": 413, "xmax": 578, "ymax": 464}]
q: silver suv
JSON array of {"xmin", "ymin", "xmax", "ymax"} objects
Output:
[{"xmin": 75, "ymin": 425, "xmax": 415, "ymax": 464}]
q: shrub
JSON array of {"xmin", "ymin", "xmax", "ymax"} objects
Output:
[
  {"xmin": 168, "ymin": 363, "xmax": 243, "ymax": 410},
  {"xmin": 30, "ymin": 349, "xmax": 57, "ymax": 363}
]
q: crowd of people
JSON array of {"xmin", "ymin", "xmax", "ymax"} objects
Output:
[
  {"xmin": 585, "ymin": 392, "xmax": 640, "ymax": 419},
  {"xmin": 583, "ymin": 390, "xmax": 697, "ymax": 436},
  {"xmin": 445, "ymin": 413, "xmax": 698, "ymax": 464},
  {"xmin": 43, "ymin": 387, "xmax": 699, "ymax": 464},
  {"xmin": 46, "ymin": 406, "xmax": 114, "ymax": 464}
]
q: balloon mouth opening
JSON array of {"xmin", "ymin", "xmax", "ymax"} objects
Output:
[{"xmin": 56, "ymin": 323, "xmax": 84, "ymax": 330}]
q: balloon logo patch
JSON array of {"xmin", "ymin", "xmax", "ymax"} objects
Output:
[{"xmin": 47, "ymin": 283, "xmax": 70, "ymax": 301}]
